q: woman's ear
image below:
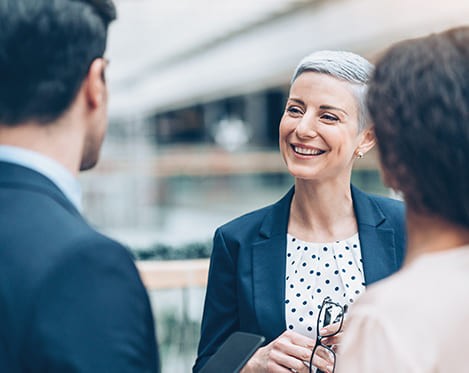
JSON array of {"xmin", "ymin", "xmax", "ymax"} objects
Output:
[{"xmin": 355, "ymin": 127, "xmax": 376, "ymax": 158}]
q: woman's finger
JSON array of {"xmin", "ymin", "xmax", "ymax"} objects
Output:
[
  {"xmin": 285, "ymin": 330, "xmax": 316, "ymax": 349},
  {"xmin": 314, "ymin": 345, "xmax": 334, "ymax": 363},
  {"xmin": 270, "ymin": 348, "xmax": 310, "ymax": 373},
  {"xmin": 310, "ymin": 348, "xmax": 335, "ymax": 373},
  {"xmin": 241, "ymin": 344, "xmax": 295, "ymax": 373},
  {"xmin": 320, "ymin": 322, "xmax": 344, "ymax": 347},
  {"xmin": 274, "ymin": 331, "xmax": 318, "ymax": 361},
  {"xmin": 321, "ymin": 331, "xmax": 343, "ymax": 346},
  {"xmin": 319, "ymin": 321, "xmax": 344, "ymax": 337}
]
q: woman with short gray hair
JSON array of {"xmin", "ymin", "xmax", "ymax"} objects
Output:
[{"xmin": 194, "ymin": 50, "xmax": 406, "ymax": 373}]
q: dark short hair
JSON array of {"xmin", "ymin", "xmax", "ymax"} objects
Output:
[
  {"xmin": 367, "ymin": 27, "xmax": 469, "ymax": 227},
  {"xmin": 0, "ymin": 0, "xmax": 116, "ymax": 125}
]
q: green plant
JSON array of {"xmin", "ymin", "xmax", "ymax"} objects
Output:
[{"xmin": 132, "ymin": 241, "xmax": 212, "ymax": 261}]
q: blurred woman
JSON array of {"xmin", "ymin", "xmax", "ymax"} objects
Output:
[
  {"xmin": 193, "ymin": 50, "xmax": 406, "ymax": 373},
  {"xmin": 337, "ymin": 27, "xmax": 469, "ymax": 373}
]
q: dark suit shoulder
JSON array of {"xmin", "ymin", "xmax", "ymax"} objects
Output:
[
  {"xmin": 24, "ymin": 232, "xmax": 158, "ymax": 373},
  {"xmin": 0, "ymin": 166, "xmax": 159, "ymax": 372},
  {"xmin": 57, "ymin": 231, "xmax": 139, "ymax": 285},
  {"xmin": 53, "ymin": 230, "xmax": 133, "ymax": 265}
]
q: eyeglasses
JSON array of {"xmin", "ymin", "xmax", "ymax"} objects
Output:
[{"xmin": 308, "ymin": 297, "xmax": 347, "ymax": 373}]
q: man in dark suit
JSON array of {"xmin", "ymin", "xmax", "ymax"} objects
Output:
[{"xmin": 0, "ymin": 1, "xmax": 160, "ymax": 372}]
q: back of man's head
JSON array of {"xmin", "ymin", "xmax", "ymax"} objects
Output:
[{"xmin": 0, "ymin": 0, "xmax": 116, "ymax": 125}]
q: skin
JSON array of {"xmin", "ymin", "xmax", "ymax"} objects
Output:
[
  {"xmin": 242, "ymin": 71, "xmax": 375, "ymax": 373},
  {"xmin": 80, "ymin": 59, "xmax": 110, "ymax": 171},
  {"xmin": 0, "ymin": 58, "xmax": 109, "ymax": 175}
]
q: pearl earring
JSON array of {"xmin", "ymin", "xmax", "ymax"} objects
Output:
[{"xmin": 356, "ymin": 151, "xmax": 364, "ymax": 159}]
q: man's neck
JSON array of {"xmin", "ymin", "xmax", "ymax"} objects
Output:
[{"xmin": 0, "ymin": 119, "xmax": 83, "ymax": 176}]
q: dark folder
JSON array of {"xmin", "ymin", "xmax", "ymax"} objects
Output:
[{"xmin": 199, "ymin": 331, "xmax": 265, "ymax": 373}]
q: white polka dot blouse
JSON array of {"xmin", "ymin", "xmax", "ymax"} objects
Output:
[{"xmin": 284, "ymin": 233, "xmax": 365, "ymax": 338}]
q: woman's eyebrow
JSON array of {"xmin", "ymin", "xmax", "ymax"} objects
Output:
[
  {"xmin": 287, "ymin": 98, "xmax": 305, "ymax": 106},
  {"xmin": 319, "ymin": 105, "xmax": 349, "ymax": 116}
]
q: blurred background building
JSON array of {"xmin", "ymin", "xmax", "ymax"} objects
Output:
[{"xmin": 77, "ymin": 0, "xmax": 469, "ymax": 371}]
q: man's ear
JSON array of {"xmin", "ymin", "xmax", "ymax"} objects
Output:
[
  {"xmin": 84, "ymin": 58, "xmax": 107, "ymax": 109},
  {"xmin": 356, "ymin": 127, "xmax": 376, "ymax": 156}
]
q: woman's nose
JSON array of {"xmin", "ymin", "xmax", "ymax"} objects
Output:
[{"xmin": 295, "ymin": 115, "xmax": 318, "ymax": 139}]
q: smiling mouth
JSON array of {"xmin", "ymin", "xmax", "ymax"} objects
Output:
[{"xmin": 291, "ymin": 145, "xmax": 326, "ymax": 156}]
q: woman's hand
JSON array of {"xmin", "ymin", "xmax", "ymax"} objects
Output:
[
  {"xmin": 319, "ymin": 320, "xmax": 344, "ymax": 350},
  {"xmin": 240, "ymin": 330, "xmax": 334, "ymax": 373}
]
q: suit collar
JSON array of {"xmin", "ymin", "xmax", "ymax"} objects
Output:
[
  {"xmin": 259, "ymin": 185, "xmax": 386, "ymax": 238},
  {"xmin": 253, "ymin": 185, "xmax": 400, "ymax": 339},
  {"xmin": 351, "ymin": 185, "xmax": 399, "ymax": 284},
  {"xmin": 252, "ymin": 232, "xmax": 288, "ymax": 341},
  {"xmin": 253, "ymin": 187, "xmax": 294, "ymax": 340},
  {"xmin": 0, "ymin": 161, "xmax": 81, "ymax": 217},
  {"xmin": 259, "ymin": 187, "xmax": 294, "ymax": 239},
  {"xmin": 0, "ymin": 146, "xmax": 82, "ymax": 210},
  {"xmin": 351, "ymin": 185, "xmax": 385, "ymax": 227}
]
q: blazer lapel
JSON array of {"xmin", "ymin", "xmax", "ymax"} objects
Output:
[
  {"xmin": 251, "ymin": 186, "xmax": 400, "ymax": 339},
  {"xmin": 352, "ymin": 186, "xmax": 399, "ymax": 285},
  {"xmin": 252, "ymin": 187, "xmax": 294, "ymax": 341}
]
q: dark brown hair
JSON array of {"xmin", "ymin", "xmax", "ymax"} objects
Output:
[{"xmin": 367, "ymin": 27, "xmax": 469, "ymax": 227}]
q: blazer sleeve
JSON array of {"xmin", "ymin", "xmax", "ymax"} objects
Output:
[
  {"xmin": 24, "ymin": 234, "xmax": 160, "ymax": 373},
  {"xmin": 193, "ymin": 228, "xmax": 239, "ymax": 372}
]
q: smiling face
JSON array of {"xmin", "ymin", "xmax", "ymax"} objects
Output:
[{"xmin": 279, "ymin": 71, "xmax": 373, "ymax": 183}]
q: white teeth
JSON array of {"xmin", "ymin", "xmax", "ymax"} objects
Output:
[{"xmin": 293, "ymin": 146, "xmax": 323, "ymax": 155}]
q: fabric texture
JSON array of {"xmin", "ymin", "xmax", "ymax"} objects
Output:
[
  {"xmin": 193, "ymin": 185, "xmax": 406, "ymax": 372},
  {"xmin": 285, "ymin": 233, "xmax": 365, "ymax": 338},
  {"xmin": 0, "ymin": 145, "xmax": 82, "ymax": 210},
  {"xmin": 0, "ymin": 161, "xmax": 160, "ymax": 373},
  {"xmin": 337, "ymin": 245, "xmax": 469, "ymax": 373}
]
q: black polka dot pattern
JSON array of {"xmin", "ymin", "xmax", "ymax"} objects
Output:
[{"xmin": 285, "ymin": 233, "xmax": 365, "ymax": 338}]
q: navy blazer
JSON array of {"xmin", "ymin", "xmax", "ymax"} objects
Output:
[
  {"xmin": 194, "ymin": 185, "xmax": 406, "ymax": 372},
  {"xmin": 0, "ymin": 161, "xmax": 160, "ymax": 373}
]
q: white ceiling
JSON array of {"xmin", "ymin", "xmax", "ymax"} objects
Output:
[
  {"xmin": 107, "ymin": 0, "xmax": 304, "ymax": 89},
  {"xmin": 106, "ymin": 0, "xmax": 469, "ymax": 120}
]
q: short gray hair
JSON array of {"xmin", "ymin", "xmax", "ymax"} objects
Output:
[{"xmin": 291, "ymin": 50, "xmax": 374, "ymax": 131}]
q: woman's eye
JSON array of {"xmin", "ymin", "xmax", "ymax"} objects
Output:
[
  {"xmin": 286, "ymin": 106, "xmax": 303, "ymax": 116},
  {"xmin": 321, "ymin": 113, "xmax": 339, "ymax": 122}
]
